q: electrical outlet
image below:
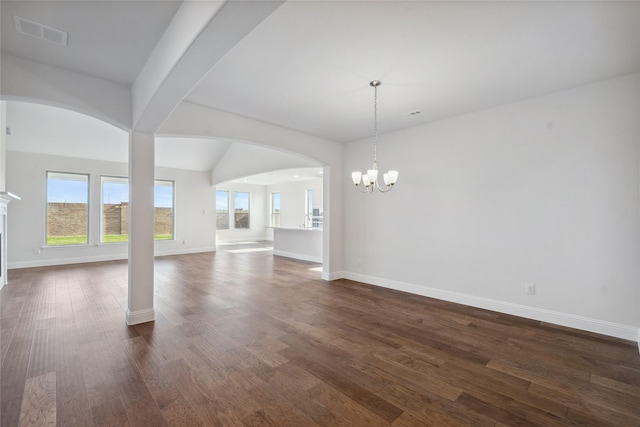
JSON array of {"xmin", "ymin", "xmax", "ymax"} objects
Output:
[{"xmin": 525, "ymin": 283, "xmax": 535, "ymax": 295}]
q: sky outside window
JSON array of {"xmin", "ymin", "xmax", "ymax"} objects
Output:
[
  {"xmin": 234, "ymin": 192, "xmax": 249, "ymax": 211},
  {"xmin": 154, "ymin": 181, "xmax": 173, "ymax": 208},
  {"xmin": 52, "ymin": 176, "xmax": 172, "ymax": 207},
  {"xmin": 103, "ymin": 177, "xmax": 128, "ymax": 204},
  {"xmin": 47, "ymin": 174, "xmax": 88, "ymax": 203},
  {"xmin": 216, "ymin": 191, "xmax": 229, "ymax": 211}
]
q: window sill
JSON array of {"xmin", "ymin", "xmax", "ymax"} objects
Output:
[{"xmin": 42, "ymin": 244, "xmax": 90, "ymax": 250}]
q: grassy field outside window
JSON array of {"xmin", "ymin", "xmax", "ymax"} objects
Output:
[
  {"xmin": 47, "ymin": 234, "xmax": 172, "ymax": 246},
  {"xmin": 47, "ymin": 171, "xmax": 90, "ymax": 246}
]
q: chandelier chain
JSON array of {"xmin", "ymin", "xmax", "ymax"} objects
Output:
[{"xmin": 373, "ymin": 83, "xmax": 378, "ymax": 163}]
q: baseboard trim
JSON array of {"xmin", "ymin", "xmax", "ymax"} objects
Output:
[
  {"xmin": 126, "ymin": 308, "xmax": 155, "ymax": 325},
  {"xmin": 217, "ymin": 237, "xmax": 270, "ymax": 244},
  {"xmin": 8, "ymin": 247, "xmax": 217, "ymax": 270},
  {"xmin": 9, "ymin": 253, "xmax": 129, "ymax": 269},
  {"xmin": 343, "ymin": 271, "xmax": 638, "ymax": 342},
  {"xmin": 322, "ymin": 271, "xmax": 345, "ymax": 281},
  {"xmin": 273, "ymin": 250, "xmax": 322, "ymax": 263},
  {"xmin": 154, "ymin": 247, "xmax": 216, "ymax": 257}
]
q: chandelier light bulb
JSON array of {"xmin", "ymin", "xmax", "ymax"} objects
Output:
[
  {"xmin": 351, "ymin": 171, "xmax": 362, "ymax": 186},
  {"xmin": 367, "ymin": 168, "xmax": 378, "ymax": 183}
]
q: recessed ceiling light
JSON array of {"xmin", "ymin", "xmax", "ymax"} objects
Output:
[
  {"xmin": 14, "ymin": 15, "xmax": 68, "ymax": 47},
  {"xmin": 294, "ymin": 175, "xmax": 299, "ymax": 178},
  {"xmin": 406, "ymin": 111, "xmax": 422, "ymax": 116}
]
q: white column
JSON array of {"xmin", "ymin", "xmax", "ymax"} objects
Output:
[
  {"xmin": 0, "ymin": 199, "xmax": 8, "ymax": 288},
  {"xmin": 127, "ymin": 132, "xmax": 155, "ymax": 324},
  {"xmin": 1, "ymin": 101, "xmax": 7, "ymax": 192}
]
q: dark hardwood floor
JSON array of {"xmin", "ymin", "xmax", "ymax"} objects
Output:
[{"xmin": 2, "ymin": 242, "xmax": 639, "ymax": 426}]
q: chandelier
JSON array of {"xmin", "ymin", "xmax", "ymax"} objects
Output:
[{"xmin": 351, "ymin": 80, "xmax": 398, "ymax": 193}]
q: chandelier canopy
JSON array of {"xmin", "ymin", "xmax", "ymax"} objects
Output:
[{"xmin": 351, "ymin": 80, "xmax": 398, "ymax": 193}]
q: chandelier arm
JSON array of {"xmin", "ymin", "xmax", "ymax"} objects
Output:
[
  {"xmin": 374, "ymin": 181, "xmax": 394, "ymax": 192},
  {"xmin": 354, "ymin": 185, "xmax": 373, "ymax": 194}
]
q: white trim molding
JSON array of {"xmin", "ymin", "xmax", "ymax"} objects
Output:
[
  {"xmin": 8, "ymin": 253, "xmax": 129, "ymax": 269},
  {"xmin": 273, "ymin": 250, "xmax": 321, "ymax": 263},
  {"xmin": 322, "ymin": 270, "xmax": 345, "ymax": 281},
  {"xmin": 155, "ymin": 246, "xmax": 216, "ymax": 257},
  {"xmin": 126, "ymin": 307, "xmax": 155, "ymax": 325},
  {"xmin": 343, "ymin": 271, "xmax": 639, "ymax": 342},
  {"xmin": 8, "ymin": 247, "xmax": 216, "ymax": 270},
  {"xmin": 0, "ymin": 192, "xmax": 20, "ymax": 287}
]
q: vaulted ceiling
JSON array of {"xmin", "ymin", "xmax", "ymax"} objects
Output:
[{"xmin": 2, "ymin": 1, "xmax": 639, "ymax": 164}]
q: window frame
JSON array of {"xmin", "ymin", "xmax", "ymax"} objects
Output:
[
  {"xmin": 216, "ymin": 190, "xmax": 230, "ymax": 230},
  {"xmin": 270, "ymin": 192, "xmax": 281, "ymax": 227},
  {"xmin": 233, "ymin": 191, "xmax": 250, "ymax": 229},
  {"xmin": 46, "ymin": 170, "xmax": 90, "ymax": 247},
  {"xmin": 154, "ymin": 179, "xmax": 175, "ymax": 241},
  {"xmin": 100, "ymin": 175, "xmax": 129, "ymax": 244},
  {"xmin": 305, "ymin": 188, "xmax": 313, "ymax": 228}
]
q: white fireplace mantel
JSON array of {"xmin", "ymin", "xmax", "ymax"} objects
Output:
[
  {"xmin": 0, "ymin": 191, "xmax": 21, "ymax": 204},
  {"xmin": 0, "ymin": 191, "xmax": 20, "ymax": 287}
]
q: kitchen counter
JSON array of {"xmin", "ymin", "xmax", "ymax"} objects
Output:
[{"xmin": 272, "ymin": 227, "xmax": 322, "ymax": 263}]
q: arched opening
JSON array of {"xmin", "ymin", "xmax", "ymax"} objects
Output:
[
  {"xmin": 2, "ymin": 99, "xmax": 335, "ymax": 278},
  {"xmin": 155, "ymin": 134, "xmax": 328, "ymax": 271},
  {"xmin": 3, "ymin": 100, "xmax": 132, "ymax": 268},
  {"xmin": 215, "ymin": 167, "xmax": 325, "ymax": 268}
]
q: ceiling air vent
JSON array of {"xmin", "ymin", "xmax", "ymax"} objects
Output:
[{"xmin": 14, "ymin": 15, "xmax": 68, "ymax": 47}]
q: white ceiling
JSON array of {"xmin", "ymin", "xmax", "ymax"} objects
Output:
[
  {"xmin": 0, "ymin": 1, "xmax": 182, "ymax": 84},
  {"xmin": 5, "ymin": 101, "xmax": 231, "ymax": 171},
  {"xmin": 2, "ymin": 1, "xmax": 640, "ymax": 156},
  {"xmin": 185, "ymin": 1, "xmax": 640, "ymax": 142}
]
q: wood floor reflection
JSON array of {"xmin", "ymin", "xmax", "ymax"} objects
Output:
[{"xmin": 2, "ymin": 243, "xmax": 639, "ymax": 426}]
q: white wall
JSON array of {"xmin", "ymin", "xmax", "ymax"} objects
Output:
[
  {"xmin": 344, "ymin": 72, "xmax": 640, "ymax": 340},
  {"xmin": 266, "ymin": 178, "xmax": 323, "ymax": 229},
  {"xmin": 215, "ymin": 182, "xmax": 268, "ymax": 243},
  {"xmin": 0, "ymin": 101, "xmax": 5, "ymax": 192},
  {"xmin": 6, "ymin": 151, "xmax": 216, "ymax": 268}
]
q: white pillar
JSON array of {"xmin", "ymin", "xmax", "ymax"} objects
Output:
[
  {"xmin": 1, "ymin": 101, "xmax": 6, "ymax": 192},
  {"xmin": 126, "ymin": 132, "xmax": 155, "ymax": 324}
]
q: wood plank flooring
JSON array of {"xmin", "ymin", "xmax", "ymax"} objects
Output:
[{"xmin": 2, "ymin": 241, "xmax": 639, "ymax": 426}]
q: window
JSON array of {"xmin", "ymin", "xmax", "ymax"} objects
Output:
[
  {"xmin": 216, "ymin": 191, "xmax": 229, "ymax": 230},
  {"xmin": 154, "ymin": 180, "xmax": 174, "ymax": 240},
  {"xmin": 101, "ymin": 176, "xmax": 129, "ymax": 243},
  {"xmin": 271, "ymin": 192, "xmax": 281, "ymax": 227},
  {"xmin": 234, "ymin": 192, "xmax": 250, "ymax": 229},
  {"xmin": 46, "ymin": 172, "xmax": 89, "ymax": 246},
  {"xmin": 305, "ymin": 189, "xmax": 313, "ymax": 228}
]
